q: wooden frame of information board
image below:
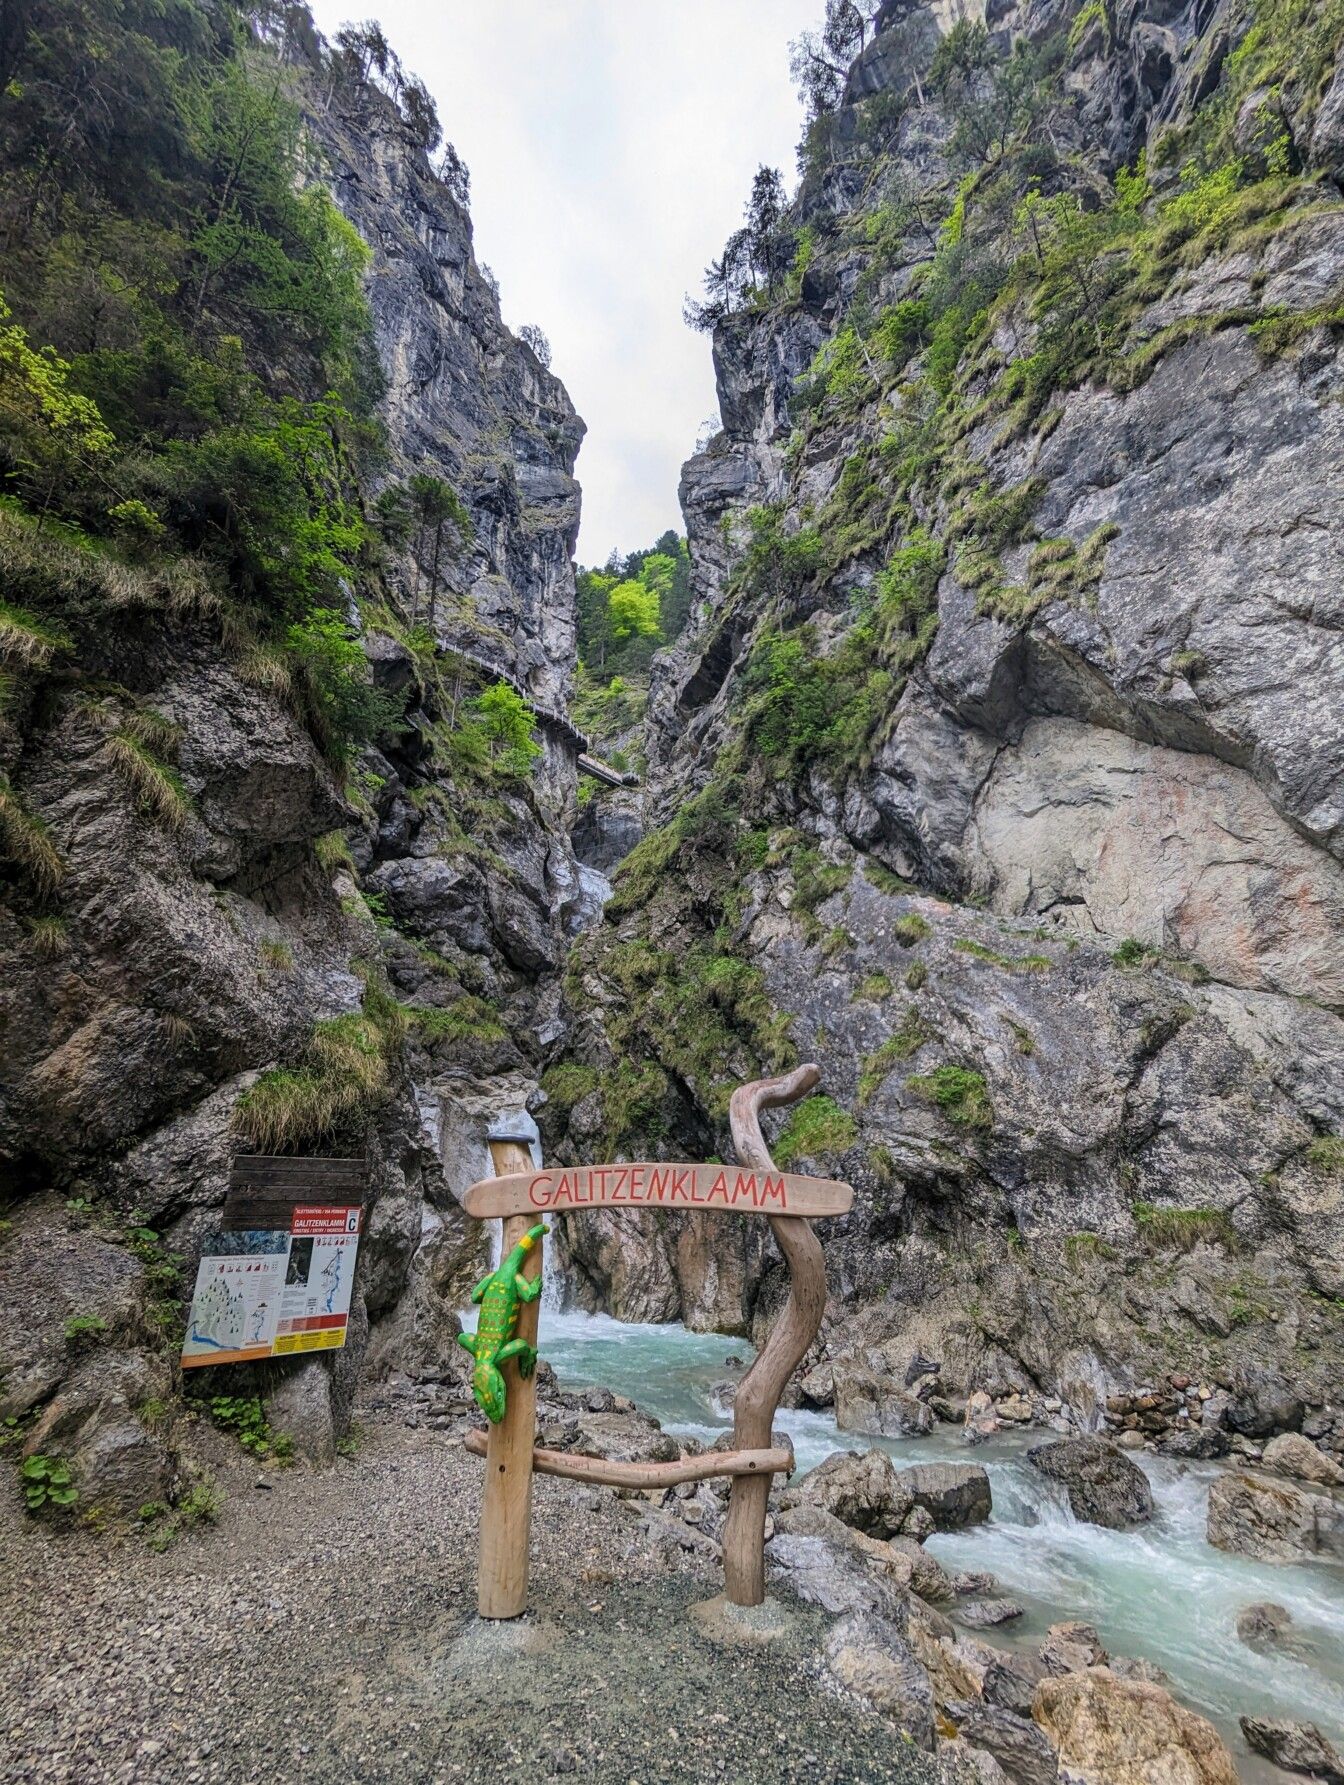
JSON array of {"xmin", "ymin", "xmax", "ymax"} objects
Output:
[{"xmin": 461, "ymin": 1064, "xmax": 852, "ymax": 1619}]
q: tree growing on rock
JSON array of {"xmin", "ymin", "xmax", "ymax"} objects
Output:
[
  {"xmin": 789, "ymin": 1, "xmax": 887, "ymax": 120},
  {"xmin": 405, "ymin": 473, "xmax": 471, "ymax": 630},
  {"xmin": 518, "ymin": 324, "xmax": 553, "ymax": 368},
  {"xmin": 684, "ymin": 164, "xmax": 791, "ymax": 331}
]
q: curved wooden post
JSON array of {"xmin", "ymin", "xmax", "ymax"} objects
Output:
[
  {"xmin": 722, "ymin": 1062, "xmax": 826, "ymax": 1607},
  {"xmin": 477, "ymin": 1134, "xmax": 543, "ymax": 1620}
]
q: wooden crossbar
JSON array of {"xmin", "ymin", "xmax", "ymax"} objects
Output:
[{"xmin": 463, "ymin": 1428, "xmax": 792, "ymax": 1489}]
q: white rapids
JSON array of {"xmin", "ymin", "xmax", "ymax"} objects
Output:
[{"xmin": 539, "ymin": 1307, "xmax": 1344, "ymax": 1777}]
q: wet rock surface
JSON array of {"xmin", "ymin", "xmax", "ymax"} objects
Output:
[
  {"xmin": 1026, "ymin": 1437, "xmax": 1155, "ymax": 1529},
  {"xmin": 1206, "ymin": 1469, "xmax": 1344, "ymax": 1563}
]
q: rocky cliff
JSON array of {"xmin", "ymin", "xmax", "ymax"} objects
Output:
[
  {"xmin": 551, "ymin": 0, "xmax": 1344, "ymax": 1460},
  {"xmin": 0, "ymin": 7, "xmax": 586, "ymax": 1508}
]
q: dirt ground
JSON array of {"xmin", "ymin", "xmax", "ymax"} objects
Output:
[{"xmin": 0, "ymin": 1413, "xmax": 963, "ymax": 1785}]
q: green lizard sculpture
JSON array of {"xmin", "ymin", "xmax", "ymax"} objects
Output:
[{"xmin": 458, "ymin": 1222, "xmax": 549, "ymax": 1423}]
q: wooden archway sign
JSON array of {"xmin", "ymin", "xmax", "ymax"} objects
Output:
[{"xmin": 461, "ymin": 1064, "xmax": 849, "ymax": 1618}]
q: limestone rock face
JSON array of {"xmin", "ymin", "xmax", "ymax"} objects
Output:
[
  {"xmin": 0, "ymin": 10, "xmax": 589, "ymax": 1493},
  {"xmin": 545, "ymin": 0, "xmax": 1344, "ymax": 1457},
  {"xmin": 1027, "ymin": 1438, "xmax": 1155, "ymax": 1529},
  {"xmin": 1035, "ymin": 1669, "xmax": 1240, "ymax": 1784}
]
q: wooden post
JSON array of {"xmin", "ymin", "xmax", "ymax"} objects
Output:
[
  {"xmin": 476, "ymin": 1133, "xmax": 543, "ymax": 1620},
  {"xmin": 721, "ymin": 1064, "xmax": 827, "ymax": 1608}
]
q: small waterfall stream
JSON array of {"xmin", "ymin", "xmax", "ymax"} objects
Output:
[{"xmin": 537, "ymin": 1308, "xmax": 1344, "ymax": 1777}]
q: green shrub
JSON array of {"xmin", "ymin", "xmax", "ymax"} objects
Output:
[
  {"xmin": 413, "ymin": 996, "xmax": 507, "ymax": 1047},
  {"xmin": 0, "ymin": 598, "xmax": 72, "ymax": 667},
  {"xmin": 540, "ymin": 1063, "xmax": 601, "ymax": 1112},
  {"xmin": 25, "ymin": 915, "xmax": 70, "ymax": 957},
  {"xmin": 204, "ymin": 1395, "xmax": 291, "ymax": 1461},
  {"xmin": 907, "ymin": 1065, "xmax": 993, "ymax": 1130},
  {"xmin": 1064, "ymin": 1232, "xmax": 1117, "ymax": 1263},
  {"xmin": 853, "ymin": 971, "xmax": 894, "ymax": 1002},
  {"xmin": 954, "ymin": 937, "xmax": 1050, "ymax": 972},
  {"xmin": 63, "ymin": 1313, "xmax": 109, "ymax": 1348},
  {"xmin": 859, "ymin": 1008, "xmax": 930, "ymax": 1105},
  {"xmin": 1112, "ymin": 937, "xmax": 1156, "ymax": 967},
  {"xmin": 105, "ymin": 730, "xmax": 192, "ymax": 831},
  {"xmin": 893, "ymin": 914, "xmax": 931, "ymax": 947},
  {"xmin": 233, "ymin": 1004, "xmax": 398, "ymax": 1151}
]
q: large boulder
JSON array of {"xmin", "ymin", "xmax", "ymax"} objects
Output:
[
  {"xmin": 779, "ymin": 1447, "xmax": 914, "ymax": 1538},
  {"xmin": 833, "ymin": 1361, "xmax": 936, "ymax": 1438},
  {"xmin": 766, "ymin": 1533, "xmax": 911, "ymax": 1623},
  {"xmin": 1262, "ymin": 1431, "xmax": 1344, "ymax": 1488},
  {"xmin": 1027, "ymin": 1437, "xmax": 1154, "ymax": 1528},
  {"xmin": 1239, "ymin": 1717, "xmax": 1344, "ymax": 1783},
  {"xmin": 1206, "ymin": 1470, "xmax": 1344, "ymax": 1563},
  {"xmin": 825, "ymin": 1611, "xmax": 935, "ymax": 1749},
  {"xmin": 1034, "ymin": 1669, "xmax": 1240, "ymax": 1784},
  {"xmin": 899, "ymin": 1461, "xmax": 992, "ymax": 1530}
]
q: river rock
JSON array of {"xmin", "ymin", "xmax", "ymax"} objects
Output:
[
  {"xmin": 887, "ymin": 1536, "xmax": 958, "ymax": 1603},
  {"xmin": 1224, "ymin": 1372, "xmax": 1305, "ymax": 1439},
  {"xmin": 1034, "ymin": 1668, "xmax": 1239, "ymax": 1784},
  {"xmin": 778, "ymin": 1446, "xmax": 914, "ymax": 1538},
  {"xmin": 1206, "ymin": 1470, "xmax": 1344, "ymax": 1562},
  {"xmin": 1262, "ymin": 1430, "xmax": 1344, "ymax": 1487},
  {"xmin": 982, "ymin": 1651, "xmax": 1050, "ymax": 1717},
  {"xmin": 1027, "ymin": 1437, "xmax": 1154, "ymax": 1528},
  {"xmin": 1040, "ymin": 1621, "xmax": 1108, "ymax": 1675},
  {"xmin": 899, "ymin": 1462, "xmax": 992, "ymax": 1530},
  {"xmin": 1235, "ymin": 1601, "xmax": 1293, "ymax": 1648},
  {"xmin": 943, "ymin": 1700, "xmax": 1058, "ymax": 1785},
  {"xmin": 773, "ymin": 1504, "xmax": 954, "ymax": 1602},
  {"xmin": 833, "ymin": 1362, "xmax": 936, "ymax": 1438},
  {"xmin": 766, "ymin": 1532, "xmax": 910, "ymax": 1623},
  {"xmin": 825, "ymin": 1611, "xmax": 935, "ymax": 1749},
  {"xmin": 1239, "ymin": 1717, "xmax": 1344, "ymax": 1783},
  {"xmin": 955, "ymin": 1599, "xmax": 1024, "ymax": 1629},
  {"xmin": 797, "ymin": 1362, "xmax": 835, "ymax": 1407}
]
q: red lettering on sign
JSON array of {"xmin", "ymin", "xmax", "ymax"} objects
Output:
[
  {"xmin": 761, "ymin": 1174, "xmax": 788, "ymax": 1207},
  {"xmin": 528, "ymin": 1174, "xmax": 553, "ymax": 1208}
]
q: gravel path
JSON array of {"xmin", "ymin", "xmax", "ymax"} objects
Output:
[{"xmin": 0, "ymin": 1414, "xmax": 960, "ymax": 1784}]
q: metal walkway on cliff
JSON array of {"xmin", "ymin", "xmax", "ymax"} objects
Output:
[{"xmin": 451, "ymin": 645, "xmax": 640, "ymax": 787}]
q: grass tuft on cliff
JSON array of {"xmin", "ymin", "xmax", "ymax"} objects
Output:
[
  {"xmin": 773, "ymin": 1095, "xmax": 857, "ymax": 1167},
  {"xmin": 0, "ymin": 775, "xmax": 64, "ymax": 892},
  {"xmin": 233, "ymin": 1005, "xmax": 401, "ymax": 1153},
  {"xmin": 1132, "ymin": 1201, "xmax": 1238, "ymax": 1251},
  {"xmin": 105, "ymin": 732, "xmax": 192, "ymax": 832},
  {"xmin": 907, "ymin": 1064, "xmax": 994, "ymax": 1131}
]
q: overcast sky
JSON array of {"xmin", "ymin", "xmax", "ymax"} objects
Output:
[{"xmin": 308, "ymin": 1, "xmax": 819, "ymax": 564}]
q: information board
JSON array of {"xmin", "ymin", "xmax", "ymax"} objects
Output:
[{"xmin": 182, "ymin": 1202, "xmax": 362, "ymax": 1370}]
